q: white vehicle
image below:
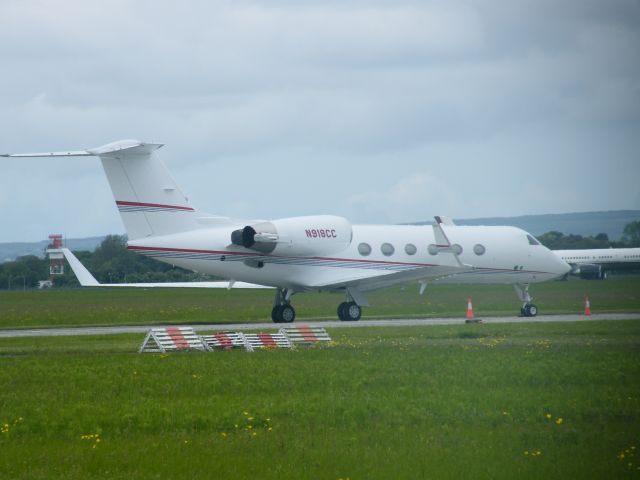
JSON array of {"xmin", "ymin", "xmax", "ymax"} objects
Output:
[
  {"xmin": 3, "ymin": 140, "xmax": 570, "ymax": 321},
  {"xmin": 554, "ymin": 248, "xmax": 640, "ymax": 280}
]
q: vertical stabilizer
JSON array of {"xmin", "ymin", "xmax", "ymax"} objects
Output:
[
  {"xmin": 3, "ymin": 139, "xmax": 232, "ymax": 240},
  {"xmin": 88, "ymin": 140, "xmax": 201, "ymax": 239}
]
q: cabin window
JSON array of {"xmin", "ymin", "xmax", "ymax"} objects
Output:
[
  {"xmin": 381, "ymin": 243, "xmax": 395, "ymax": 256},
  {"xmin": 358, "ymin": 242, "xmax": 372, "ymax": 256},
  {"xmin": 473, "ymin": 244, "xmax": 486, "ymax": 256},
  {"xmin": 405, "ymin": 243, "xmax": 417, "ymax": 255},
  {"xmin": 527, "ymin": 235, "xmax": 541, "ymax": 246}
]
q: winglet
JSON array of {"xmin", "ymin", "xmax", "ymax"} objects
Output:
[
  {"xmin": 434, "ymin": 215, "xmax": 456, "ymax": 226},
  {"xmin": 431, "ymin": 218, "xmax": 464, "ymax": 268},
  {"xmin": 59, "ymin": 248, "xmax": 100, "ymax": 286}
]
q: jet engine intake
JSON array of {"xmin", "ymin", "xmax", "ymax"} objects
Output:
[
  {"xmin": 231, "ymin": 215, "xmax": 352, "ymax": 256},
  {"xmin": 578, "ymin": 264, "xmax": 607, "ymax": 280}
]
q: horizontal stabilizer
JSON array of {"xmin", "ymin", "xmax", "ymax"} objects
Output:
[
  {"xmin": 56, "ymin": 248, "xmax": 269, "ymax": 289},
  {"xmin": 1, "ymin": 139, "xmax": 162, "ymax": 158},
  {"xmin": 1, "ymin": 150, "xmax": 93, "ymax": 158}
]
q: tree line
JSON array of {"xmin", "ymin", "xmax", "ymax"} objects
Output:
[
  {"xmin": 538, "ymin": 220, "xmax": 640, "ymax": 249},
  {"xmin": 1, "ymin": 221, "xmax": 639, "ymax": 290},
  {"xmin": 0, "ymin": 235, "xmax": 220, "ymax": 290}
]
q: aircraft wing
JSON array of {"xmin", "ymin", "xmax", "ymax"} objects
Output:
[
  {"xmin": 311, "ymin": 263, "xmax": 472, "ymax": 293},
  {"xmin": 58, "ymin": 248, "xmax": 270, "ymax": 289},
  {"xmin": 311, "ymin": 216, "xmax": 472, "ymax": 293}
]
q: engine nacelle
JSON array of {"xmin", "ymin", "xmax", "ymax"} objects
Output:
[
  {"xmin": 231, "ymin": 215, "xmax": 353, "ymax": 256},
  {"xmin": 578, "ymin": 264, "xmax": 607, "ymax": 280}
]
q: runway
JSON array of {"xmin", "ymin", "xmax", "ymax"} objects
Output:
[{"xmin": 1, "ymin": 313, "xmax": 639, "ymax": 338}]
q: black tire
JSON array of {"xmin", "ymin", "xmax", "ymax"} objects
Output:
[
  {"xmin": 346, "ymin": 302, "xmax": 361, "ymax": 321},
  {"xmin": 337, "ymin": 302, "xmax": 349, "ymax": 321},
  {"xmin": 524, "ymin": 304, "xmax": 538, "ymax": 317},
  {"xmin": 271, "ymin": 306, "xmax": 283, "ymax": 323}
]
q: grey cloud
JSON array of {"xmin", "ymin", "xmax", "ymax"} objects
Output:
[{"xmin": 1, "ymin": 0, "xmax": 639, "ymax": 241}]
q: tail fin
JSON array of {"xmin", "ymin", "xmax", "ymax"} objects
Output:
[
  {"xmin": 4, "ymin": 139, "xmax": 232, "ymax": 240},
  {"xmin": 88, "ymin": 140, "xmax": 204, "ymax": 239}
]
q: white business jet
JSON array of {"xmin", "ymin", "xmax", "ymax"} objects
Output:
[{"xmin": 3, "ymin": 140, "xmax": 570, "ymax": 322}]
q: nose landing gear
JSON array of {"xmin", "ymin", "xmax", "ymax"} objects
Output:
[
  {"xmin": 515, "ymin": 283, "xmax": 538, "ymax": 317},
  {"xmin": 521, "ymin": 303, "xmax": 538, "ymax": 317}
]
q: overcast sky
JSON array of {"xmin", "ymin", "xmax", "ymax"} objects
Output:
[{"xmin": 1, "ymin": 0, "xmax": 639, "ymax": 242}]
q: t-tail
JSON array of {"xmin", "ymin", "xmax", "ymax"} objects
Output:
[{"xmin": 3, "ymin": 139, "xmax": 227, "ymax": 240}]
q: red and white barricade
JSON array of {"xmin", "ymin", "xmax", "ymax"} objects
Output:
[
  {"xmin": 139, "ymin": 327, "xmax": 209, "ymax": 353},
  {"xmin": 201, "ymin": 331, "xmax": 247, "ymax": 351},
  {"xmin": 279, "ymin": 325, "xmax": 331, "ymax": 346},
  {"xmin": 242, "ymin": 332, "xmax": 292, "ymax": 352}
]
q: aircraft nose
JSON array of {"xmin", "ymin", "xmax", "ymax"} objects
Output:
[{"xmin": 551, "ymin": 252, "xmax": 571, "ymax": 277}]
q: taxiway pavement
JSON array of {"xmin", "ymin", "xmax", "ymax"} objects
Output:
[{"xmin": 1, "ymin": 313, "xmax": 639, "ymax": 338}]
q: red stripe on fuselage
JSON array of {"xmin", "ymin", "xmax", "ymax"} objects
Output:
[
  {"xmin": 126, "ymin": 245, "xmax": 435, "ymax": 267},
  {"xmin": 116, "ymin": 200, "xmax": 194, "ymax": 211},
  {"xmin": 126, "ymin": 245, "xmax": 555, "ymax": 275}
]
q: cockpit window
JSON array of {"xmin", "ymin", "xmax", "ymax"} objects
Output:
[{"xmin": 527, "ymin": 235, "xmax": 541, "ymax": 246}]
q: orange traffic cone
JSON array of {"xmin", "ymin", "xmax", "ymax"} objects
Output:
[
  {"xmin": 584, "ymin": 295, "xmax": 591, "ymax": 316},
  {"xmin": 466, "ymin": 298, "xmax": 474, "ymax": 320},
  {"xmin": 465, "ymin": 298, "xmax": 482, "ymax": 323}
]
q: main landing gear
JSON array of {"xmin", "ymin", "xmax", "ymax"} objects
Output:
[
  {"xmin": 269, "ymin": 288, "xmax": 364, "ymax": 323},
  {"xmin": 337, "ymin": 301, "xmax": 361, "ymax": 321},
  {"xmin": 515, "ymin": 283, "xmax": 538, "ymax": 318},
  {"xmin": 271, "ymin": 288, "xmax": 295, "ymax": 323}
]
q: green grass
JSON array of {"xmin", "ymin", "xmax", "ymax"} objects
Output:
[
  {"xmin": 1, "ymin": 320, "xmax": 640, "ymax": 479},
  {"xmin": 1, "ymin": 275, "xmax": 639, "ymax": 329}
]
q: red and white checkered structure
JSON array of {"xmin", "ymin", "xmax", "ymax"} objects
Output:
[
  {"xmin": 279, "ymin": 325, "xmax": 331, "ymax": 346},
  {"xmin": 242, "ymin": 332, "xmax": 292, "ymax": 352},
  {"xmin": 201, "ymin": 331, "xmax": 247, "ymax": 351},
  {"xmin": 139, "ymin": 327, "xmax": 209, "ymax": 353},
  {"xmin": 140, "ymin": 325, "xmax": 332, "ymax": 353}
]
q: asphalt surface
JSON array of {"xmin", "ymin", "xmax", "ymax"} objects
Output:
[{"xmin": 1, "ymin": 313, "xmax": 639, "ymax": 338}]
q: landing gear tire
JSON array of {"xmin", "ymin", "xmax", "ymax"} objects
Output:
[
  {"xmin": 522, "ymin": 303, "xmax": 538, "ymax": 317},
  {"xmin": 337, "ymin": 303, "xmax": 348, "ymax": 321},
  {"xmin": 271, "ymin": 305, "xmax": 295, "ymax": 323},
  {"xmin": 338, "ymin": 302, "xmax": 361, "ymax": 321}
]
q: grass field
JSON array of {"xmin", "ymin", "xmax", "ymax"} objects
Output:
[
  {"xmin": 1, "ymin": 275, "xmax": 640, "ymax": 329},
  {"xmin": 1, "ymin": 320, "xmax": 639, "ymax": 479}
]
